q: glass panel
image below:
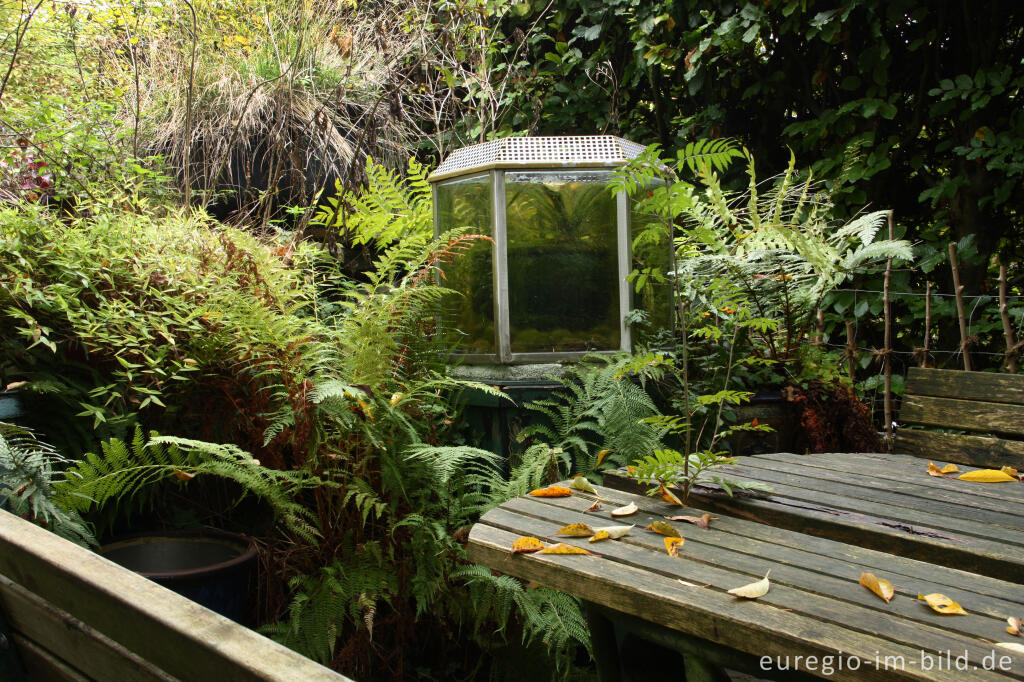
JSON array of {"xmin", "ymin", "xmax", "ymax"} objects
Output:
[
  {"xmin": 630, "ymin": 179, "xmax": 674, "ymax": 344},
  {"xmin": 435, "ymin": 174, "xmax": 494, "ymax": 354},
  {"xmin": 505, "ymin": 170, "xmax": 619, "ymax": 353}
]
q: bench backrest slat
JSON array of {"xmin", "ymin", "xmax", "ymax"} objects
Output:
[{"xmin": 894, "ymin": 367, "xmax": 1024, "ymax": 468}]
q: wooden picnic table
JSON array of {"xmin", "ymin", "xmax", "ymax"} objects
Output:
[
  {"xmin": 602, "ymin": 452, "xmax": 1024, "ymax": 583},
  {"xmin": 468, "ymin": 482, "xmax": 1024, "ymax": 682}
]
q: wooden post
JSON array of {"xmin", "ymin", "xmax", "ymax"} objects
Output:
[
  {"xmin": 922, "ymin": 281, "xmax": 931, "ymax": 367},
  {"xmin": 948, "ymin": 242, "xmax": 972, "ymax": 371},
  {"xmin": 999, "ymin": 262, "xmax": 1018, "ymax": 374},
  {"xmin": 883, "ymin": 211, "xmax": 894, "ymax": 450},
  {"xmin": 845, "ymin": 321, "xmax": 857, "ymax": 382}
]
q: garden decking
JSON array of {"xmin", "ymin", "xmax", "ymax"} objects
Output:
[{"xmin": 469, "ymin": 484, "xmax": 1024, "ymax": 681}]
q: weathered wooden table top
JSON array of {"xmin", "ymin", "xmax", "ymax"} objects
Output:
[
  {"xmin": 468, "ymin": 483, "xmax": 1024, "ymax": 681},
  {"xmin": 603, "ymin": 452, "xmax": 1024, "ymax": 583}
]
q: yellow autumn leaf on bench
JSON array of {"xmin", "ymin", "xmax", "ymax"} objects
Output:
[
  {"xmin": 588, "ymin": 525, "xmax": 633, "ymax": 542},
  {"xmin": 927, "ymin": 462, "xmax": 958, "ymax": 476},
  {"xmin": 918, "ymin": 593, "xmax": 967, "ymax": 615},
  {"xmin": 610, "ymin": 502, "xmax": 638, "ymax": 517},
  {"xmin": 645, "ymin": 521, "xmax": 681, "ymax": 538},
  {"xmin": 859, "ymin": 572, "xmax": 895, "ymax": 603},
  {"xmin": 1007, "ymin": 617, "xmax": 1022, "ymax": 636},
  {"xmin": 529, "ymin": 486, "xmax": 573, "ymax": 497},
  {"xmin": 1002, "ymin": 466, "xmax": 1020, "ymax": 479},
  {"xmin": 570, "ymin": 475, "xmax": 596, "ymax": 494},
  {"xmin": 957, "ymin": 469, "xmax": 1017, "ymax": 483},
  {"xmin": 511, "ymin": 537, "xmax": 545, "ymax": 554},
  {"xmin": 728, "ymin": 571, "xmax": 771, "ymax": 599},
  {"xmin": 664, "ymin": 537, "xmax": 684, "ymax": 557},
  {"xmin": 554, "ymin": 523, "xmax": 594, "ymax": 537},
  {"xmin": 658, "ymin": 484, "xmax": 684, "ymax": 506},
  {"xmin": 540, "ymin": 543, "xmax": 592, "ymax": 555}
]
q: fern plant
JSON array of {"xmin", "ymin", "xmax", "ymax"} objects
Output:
[{"xmin": 0, "ymin": 421, "xmax": 95, "ymax": 547}]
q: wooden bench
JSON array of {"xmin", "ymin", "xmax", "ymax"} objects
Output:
[
  {"xmin": 469, "ymin": 483, "xmax": 1024, "ymax": 681},
  {"xmin": 0, "ymin": 509, "xmax": 351, "ymax": 682},
  {"xmin": 601, "ymin": 368, "xmax": 1024, "ymax": 582}
]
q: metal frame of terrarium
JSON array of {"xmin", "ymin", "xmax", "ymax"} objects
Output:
[{"xmin": 429, "ymin": 135, "xmax": 653, "ymax": 365}]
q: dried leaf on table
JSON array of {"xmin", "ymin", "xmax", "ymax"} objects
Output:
[
  {"xmin": 529, "ymin": 486, "xmax": 573, "ymax": 497},
  {"xmin": 658, "ymin": 484, "xmax": 684, "ymax": 506},
  {"xmin": 1001, "ymin": 466, "xmax": 1021, "ymax": 479},
  {"xmin": 678, "ymin": 579, "xmax": 710, "ymax": 588},
  {"xmin": 917, "ymin": 593, "xmax": 967, "ymax": 615},
  {"xmin": 728, "ymin": 571, "xmax": 771, "ymax": 599},
  {"xmin": 610, "ymin": 502, "xmax": 638, "ymax": 517},
  {"xmin": 664, "ymin": 537, "xmax": 685, "ymax": 557},
  {"xmin": 570, "ymin": 475, "xmax": 596, "ymax": 494},
  {"xmin": 588, "ymin": 525, "xmax": 632, "ymax": 542},
  {"xmin": 664, "ymin": 513, "xmax": 716, "ymax": 529},
  {"xmin": 585, "ymin": 500, "xmax": 603, "ymax": 512},
  {"xmin": 540, "ymin": 543, "xmax": 593, "ymax": 555},
  {"xmin": 996, "ymin": 643, "xmax": 1024, "ymax": 655},
  {"xmin": 927, "ymin": 462, "xmax": 959, "ymax": 477},
  {"xmin": 957, "ymin": 469, "xmax": 1017, "ymax": 483},
  {"xmin": 511, "ymin": 537, "xmax": 545, "ymax": 554},
  {"xmin": 554, "ymin": 523, "xmax": 594, "ymax": 537},
  {"xmin": 645, "ymin": 521, "xmax": 681, "ymax": 538},
  {"xmin": 1007, "ymin": 617, "xmax": 1022, "ymax": 636},
  {"xmin": 859, "ymin": 572, "xmax": 895, "ymax": 603}
]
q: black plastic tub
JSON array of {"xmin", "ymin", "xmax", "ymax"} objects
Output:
[{"xmin": 99, "ymin": 530, "xmax": 257, "ymax": 624}]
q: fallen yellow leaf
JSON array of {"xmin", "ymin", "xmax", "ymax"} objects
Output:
[
  {"xmin": 596, "ymin": 449, "xmax": 610, "ymax": 467},
  {"xmin": 957, "ymin": 469, "xmax": 1017, "ymax": 483},
  {"xmin": 728, "ymin": 571, "xmax": 771, "ymax": 599},
  {"xmin": 1001, "ymin": 466, "xmax": 1020, "ymax": 479},
  {"xmin": 554, "ymin": 523, "xmax": 594, "ymax": 537},
  {"xmin": 859, "ymin": 572, "xmax": 895, "ymax": 603},
  {"xmin": 645, "ymin": 521, "xmax": 681, "ymax": 538},
  {"xmin": 610, "ymin": 502, "xmax": 638, "ymax": 517},
  {"xmin": 570, "ymin": 475, "xmax": 596, "ymax": 494},
  {"xmin": 927, "ymin": 462, "xmax": 958, "ymax": 477},
  {"xmin": 540, "ymin": 543, "xmax": 592, "ymax": 555},
  {"xmin": 511, "ymin": 537, "xmax": 545, "ymax": 554},
  {"xmin": 664, "ymin": 536, "xmax": 685, "ymax": 557},
  {"xmin": 918, "ymin": 593, "xmax": 967, "ymax": 615},
  {"xmin": 1008, "ymin": 617, "xmax": 1022, "ymax": 636},
  {"xmin": 658, "ymin": 484, "xmax": 684, "ymax": 506},
  {"xmin": 529, "ymin": 486, "xmax": 573, "ymax": 497}
]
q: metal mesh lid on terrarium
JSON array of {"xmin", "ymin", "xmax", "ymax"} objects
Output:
[{"xmin": 428, "ymin": 135, "xmax": 647, "ymax": 182}]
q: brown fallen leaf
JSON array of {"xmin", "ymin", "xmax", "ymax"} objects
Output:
[
  {"xmin": 665, "ymin": 513, "xmax": 716, "ymax": 529},
  {"xmin": 957, "ymin": 469, "xmax": 1017, "ymax": 483},
  {"xmin": 918, "ymin": 593, "xmax": 967, "ymax": 615},
  {"xmin": 664, "ymin": 537, "xmax": 685, "ymax": 557},
  {"xmin": 859, "ymin": 572, "xmax": 895, "ymax": 603},
  {"xmin": 570, "ymin": 475, "xmax": 596, "ymax": 494},
  {"xmin": 728, "ymin": 571, "xmax": 771, "ymax": 599},
  {"xmin": 529, "ymin": 486, "xmax": 573, "ymax": 497},
  {"xmin": 610, "ymin": 502, "xmax": 638, "ymax": 517},
  {"xmin": 645, "ymin": 521, "xmax": 681, "ymax": 538},
  {"xmin": 1007, "ymin": 617, "xmax": 1022, "ymax": 636},
  {"xmin": 658, "ymin": 484, "xmax": 684, "ymax": 506},
  {"xmin": 554, "ymin": 523, "xmax": 594, "ymax": 537},
  {"xmin": 927, "ymin": 462, "xmax": 958, "ymax": 477},
  {"xmin": 1001, "ymin": 466, "xmax": 1020, "ymax": 479},
  {"xmin": 585, "ymin": 500, "xmax": 603, "ymax": 512},
  {"xmin": 540, "ymin": 543, "xmax": 593, "ymax": 555},
  {"xmin": 511, "ymin": 537, "xmax": 545, "ymax": 554},
  {"xmin": 173, "ymin": 468, "xmax": 195, "ymax": 482}
]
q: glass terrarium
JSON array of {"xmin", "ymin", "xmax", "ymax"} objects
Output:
[{"xmin": 430, "ymin": 136, "xmax": 670, "ymax": 364}]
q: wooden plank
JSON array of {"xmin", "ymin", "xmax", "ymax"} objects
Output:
[
  {"xmin": 10, "ymin": 633, "xmax": 92, "ymax": 682},
  {"xmin": 469, "ymin": 522, "xmax": 1019, "ymax": 681},
  {"xmin": 0, "ymin": 510, "xmax": 350, "ymax": 682},
  {"xmin": 899, "ymin": 395, "xmax": 1024, "ymax": 438},
  {"xmin": 749, "ymin": 452, "xmax": 1024, "ymax": 505},
  {"xmin": 906, "ymin": 367, "xmax": 1024, "ymax": 405},
  {"xmin": 496, "ymin": 496, "xmax": 1024, "ymax": 631},
  {"xmin": 600, "ymin": 470, "xmax": 1024, "ymax": 581},
  {"xmin": 722, "ymin": 462, "xmax": 1024, "ymax": 528},
  {"xmin": 506, "ymin": 490, "xmax": 1024, "ymax": 608},
  {"xmin": 0, "ymin": 574, "xmax": 178, "ymax": 682},
  {"xmin": 894, "ymin": 429, "xmax": 1024, "ymax": 468}
]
